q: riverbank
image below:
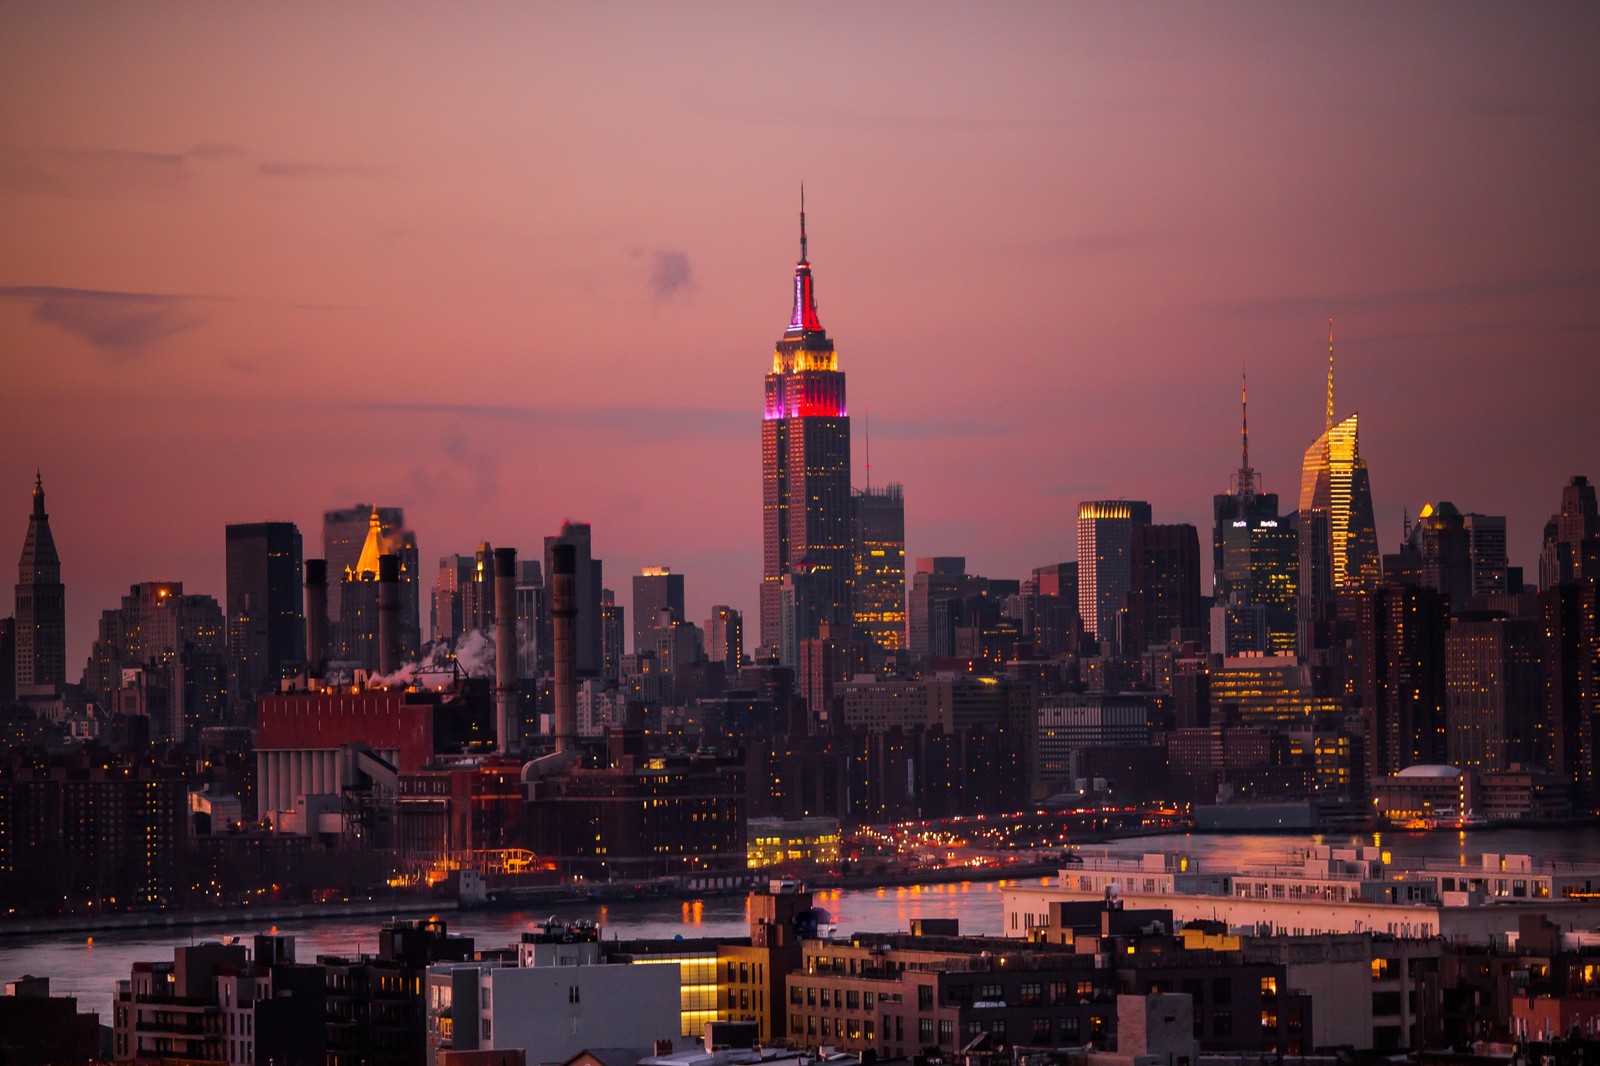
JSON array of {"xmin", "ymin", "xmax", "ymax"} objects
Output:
[{"xmin": 0, "ymin": 860, "xmax": 1064, "ymax": 939}]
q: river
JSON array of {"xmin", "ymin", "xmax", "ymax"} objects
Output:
[{"xmin": 8, "ymin": 826, "xmax": 1598, "ymax": 1028}]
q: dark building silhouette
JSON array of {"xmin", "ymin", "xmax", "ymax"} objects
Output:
[
  {"xmin": 0, "ymin": 751, "xmax": 188, "ymax": 911},
  {"xmin": 225, "ymin": 521, "xmax": 305, "ymax": 695},
  {"xmin": 1361, "ymin": 584, "xmax": 1450, "ymax": 781},
  {"xmin": 1386, "ymin": 502, "xmax": 1473, "ymax": 612},
  {"xmin": 1539, "ymin": 476, "xmax": 1600, "ymax": 588},
  {"xmin": 82, "ymin": 581, "xmax": 230, "ymax": 745},
  {"xmin": 705, "ymin": 605, "xmax": 744, "ymax": 672},
  {"xmin": 851, "ymin": 482, "xmax": 906, "ymax": 665},
  {"xmin": 320, "ymin": 918, "xmax": 474, "ymax": 1066},
  {"xmin": 543, "ymin": 522, "xmax": 603, "ymax": 676},
  {"xmin": 0, "ymin": 975, "xmax": 100, "ymax": 1065},
  {"xmin": 760, "ymin": 198, "xmax": 852, "ymax": 654},
  {"xmin": 632, "ymin": 565, "xmax": 685, "ymax": 656},
  {"xmin": 14, "ymin": 474, "xmax": 65, "ymax": 691},
  {"xmin": 1538, "ymin": 579, "xmax": 1600, "ymax": 808},
  {"xmin": 0, "ymin": 616, "xmax": 13, "ymax": 706},
  {"xmin": 1125, "ymin": 522, "xmax": 1202, "ymax": 654},
  {"xmin": 1445, "ymin": 611, "xmax": 1543, "ymax": 774},
  {"xmin": 1026, "ymin": 561, "xmax": 1080, "ymax": 657}
]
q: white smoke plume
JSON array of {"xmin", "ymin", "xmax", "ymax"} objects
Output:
[{"xmin": 368, "ymin": 629, "xmax": 497, "ymax": 689}]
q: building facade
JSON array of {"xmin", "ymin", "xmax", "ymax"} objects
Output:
[
  {"xmin": 14, "ymin": 474, "xmax": 65, "ymax": 690},
  {"xmin": 760, "ymin": 203, "xmax": 852, "ymax": 655}
]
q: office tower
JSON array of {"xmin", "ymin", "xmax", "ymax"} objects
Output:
[
  {"xmin": 14, "ymin": 474, "xmax": 65, "ymax": 689},
  {"xmin": 760, "ymin": 197, "xmax": 852, "ymax": 652},
  {"xmin": 1029, "ymin": 561, "xmax": 1080, "ymax": 656},
  {"xmin": 1445, "ymin": 612, "xmax": 1542, "ymax": 773},
  {"xmin": 1125, "ymin": 523, "xmax": 1202, "ymax": 654},
  {"xmin": 1212, "ymin": 371, "xmax": 1281, "ymax": 598},
  {"xmin": 1297, "ymin": 326, "xmax": 1379, "ymax": 593},
  {"xmin": 1539, "ymin": 580, "xmax": 1600, "ymax": 806},
  {"xmin": 851, "ymin": 482, "xmax": 905, "ymax": 664},
  {"xmin": 706, "ymin": 605, "xmax": 744, "ymax": 672},
  {"xmin": 0, "ymin": 616, "xmax": 13, "ymax": 705},
  {"xmin": 632, "ymin": 566, "xmax": 684, "ymax": 655},
  {"xmin": 82, "ymin": 581, "xmax": 230, "ymax": 745},
  {"xmin": 1076, "ymin": 500, "xmax": 1152, "ymax": 649},
  {"xmin": 224, "ymin": 522, "xmax": 304, "ymax": 695},
  {"xmin": 1539, "ymin": 476, "xmax": 1600, "ymax": 588},
  {"xmin": 334, "ymin": 509, "xmax": 387, "ymax": 672},
  {"xmin": 1360, "ymin": 584, "xmax": 1449, "ymax": 781},
  {"xmin": 515, "ymin": 559, "xmax": 542, "ymax": 680},
  {"xmin": 323, "ymin": 503, "xmax": 419, "ymax": 657},
  {"xmin": 1388, "ymin": 502, "xmax": 1473, "ymax": 610},
  {"xmin": 431, "ymin": 553, "xmax": 474, "ymax": 643},
  {"xmin": 542, "ymin": 522, "xmax": 603, "ymax": 677},
  {"xmin": 908, "ymin": 557, "xmax": 967, "ymax": 663},
  {"xmin": 1461, "ymin": 513, "xmax": 1509, "ymax": 597},
  {"xmin": 600, "ymin": 586, "xmax": 623, "ymax": 682},
  {"xmin": 1219, "ymin": 515, "xmax": 1298, "ymax": 656}
]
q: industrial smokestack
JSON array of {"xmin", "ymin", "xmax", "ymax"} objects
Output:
[
  {"xmin": 377, "ymin": 554, "xmax": 402, "ymax": 678},
  {"xmin": 493, "ymin": 546, "xmax": 519, "ymax": 755},
  {"xmin": 305, "ymin": 559, "xmax": 328, "ymax": 681},
  {"xmin": 552, "ymin": 543, "xmax": 578, "ymax": 753}
]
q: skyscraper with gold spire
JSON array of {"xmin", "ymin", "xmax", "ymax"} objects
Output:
[
  {"xmin": 1298, "ymin": 322, "xmax": 1380, "ymax": 592},
  {"xmin": 14, "ymin": 473, "xmax": 65, "ymax": 690},
  {"xmin": 760, "ymin": 194, "xmax": 852, "ymax": 657}
]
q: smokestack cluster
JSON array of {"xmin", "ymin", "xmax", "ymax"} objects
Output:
[
  {"xmin": 305, "ymin": 559, "xmax": 328, "ymax": 680},
  {"xmin": 377, "ymin": 554, "xmax": 402, "ymax": 678},
  {"xmin": 493, "ymin": 546, "xmax": 519, "ymax": 755},
  {"xmin": 551, "ymin": 543, "xmax": 578, "ymax": 753}
]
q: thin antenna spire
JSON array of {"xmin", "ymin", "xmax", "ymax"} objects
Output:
[
  {"xmin": 799, "ymin": 183, "xmax": 808, "ymax": 264},
  {"xmin": 1235, "ymin": 364, "xmax": 1256, "ymax": 497},
  {"xmin": 1241, "ymin": 364, "xmax": 1249, "ymax": 477},
  {"xmin": 864, "ymin": 408, "xmax": 871, "ymax": 491},
  {"xmin": 1326, "ymin": 317, "xmax": 1335, "ymax": 434}
]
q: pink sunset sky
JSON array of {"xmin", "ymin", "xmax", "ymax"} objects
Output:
[{"xmin": 2, "ymin": 3, "xmax": 1597, "ymax": 668}]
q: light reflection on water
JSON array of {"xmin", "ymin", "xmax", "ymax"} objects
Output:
[{"xmin": 9, "ymin": 826, "xmax": 1597, "ymax": 1029}]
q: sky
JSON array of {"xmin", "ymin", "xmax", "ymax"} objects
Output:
[{"xmin": 2, "ymin": 2, "xmax": 1598, "ymax": 670}]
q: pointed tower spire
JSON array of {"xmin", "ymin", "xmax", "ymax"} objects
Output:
[
  {"xmin": 786, "ymin": 187, "xmax": 823, "ymax": 334},
  {"xmin": 1236, "ymin": 365, "xmax": 1256, "ymax": 497},
  {"xmin": 32, "ymin": 470, "xmax": 44, "ymax": 516},
  {"xmin": 799, "ymin": 183, "xmax": 808, "ymax": 265},
  {"xmin": 1326, "ymin": 317, "xmax": 1335, "ymax": 434}
]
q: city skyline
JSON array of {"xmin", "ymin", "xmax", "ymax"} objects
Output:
[{"xmin": 3, "ymin": 4, "xmax": 1597, "ymax": 666}]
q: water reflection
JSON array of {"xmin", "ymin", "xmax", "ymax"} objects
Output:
[{"xmin": 10, "ymin": 826, "xmax": 1598, "ymax": 1031}]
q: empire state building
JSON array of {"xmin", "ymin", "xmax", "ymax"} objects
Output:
[{"xmin": 760, "ymin": 199, "xmax": 852, "ymax": 657}]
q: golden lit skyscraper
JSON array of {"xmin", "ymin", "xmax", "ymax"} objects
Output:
[
  {"xmin": 1298, "ymin": 323, "xmax": 1379, "ymax": 591},
  {"xmin": 1299, "ymin": 413, "xmax": 1379, "ymax": 590},
  {"xmin": 852, "ymin": 483, "xmax": 905, "ymax": 662},
  {"xmin": 760, "ymin": 197, "xmax": 851, "ymax": 652}
]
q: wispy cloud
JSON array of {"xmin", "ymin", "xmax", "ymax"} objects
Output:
[
  {"xmin": 0, "ymin": 285, "xmax": 205, "ymax": 356},
  {"xmin": 0, "ymin": 143, "xmax": 385, "ymax": 199},
  {"xmin": 360, "ymin": 400, "xmax": 750, "ymax": 438},
  {"xmin": 649, "ymin": 249, "xmax": 693, "ymax": 300},
  {"xmin": 256, "ymin": 160, "xmax": 387, "ymax": 179},
  {"xmin": 1213, "ymin": 269, "xmax": 1600, "ymax": 318}
]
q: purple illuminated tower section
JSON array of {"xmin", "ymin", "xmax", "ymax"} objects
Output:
[{"xmin": 760, "ymin": 194, "xmax": 852, "ymax": 655}]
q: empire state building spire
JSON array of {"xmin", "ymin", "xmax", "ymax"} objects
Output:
[
  {"xmin": 788, "ymin": 185, "xmax": 823, "ymax": 336},
  {"xmin": 761, "ymin": 196, "xmax": 851, "ymax": 658}
]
